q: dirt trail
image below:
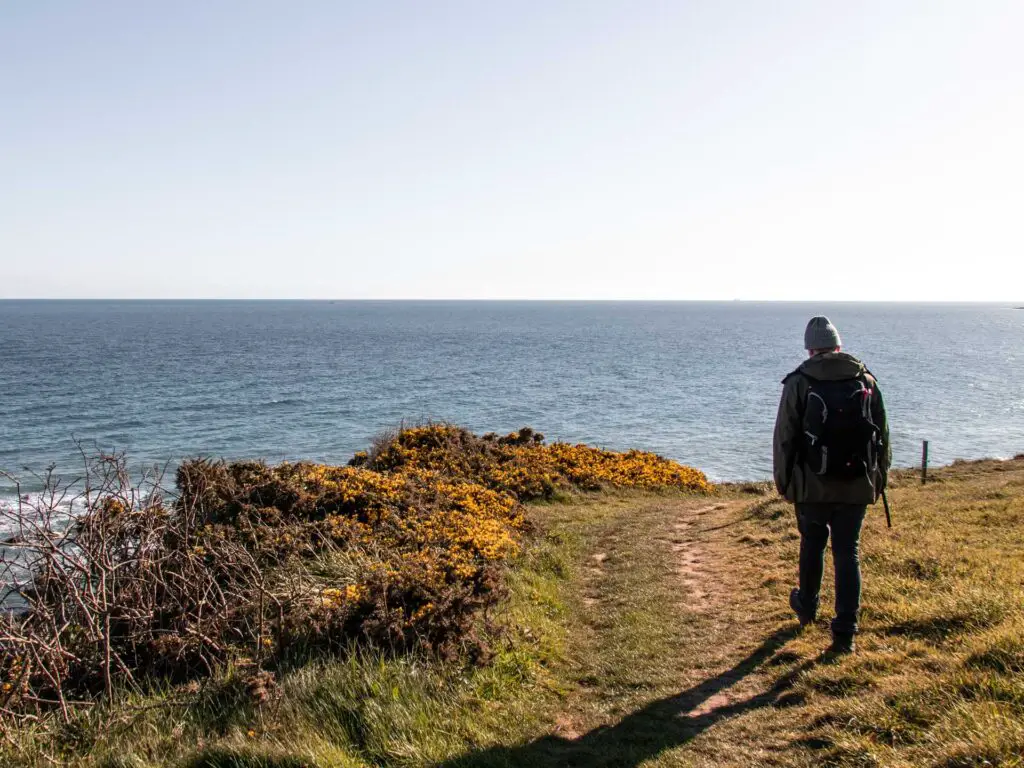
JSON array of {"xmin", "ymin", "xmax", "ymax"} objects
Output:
[
  {"xmin": 558, "ymin": 493, "xmax": 800, "ymax": 765},
  {"xmin": 667, "ymin": 499, "xmax": 769, "ymax": 716},
  {"xmin": 667, "ymin": 502, "xmax": 731, "ymax": 611}
]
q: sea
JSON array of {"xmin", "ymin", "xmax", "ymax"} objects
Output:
[{"xmin": 1, "ymin": 301, "xmax": 1021, "ymax": 503}]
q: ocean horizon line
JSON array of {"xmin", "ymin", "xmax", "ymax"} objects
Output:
[{"xmin": 1, "ymin": 298, "xmax": 1020, "ymax": 305}]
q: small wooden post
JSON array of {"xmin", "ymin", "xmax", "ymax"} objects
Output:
[{"xmin": 921, "ymin": 440, "xmax": 929, "ymax": 485}]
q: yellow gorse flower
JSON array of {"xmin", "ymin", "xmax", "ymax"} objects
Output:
[{"xmin": 188, "ymin": 425, "xmax": 709, "ymax": 647}]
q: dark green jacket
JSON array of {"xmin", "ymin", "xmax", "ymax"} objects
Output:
[{"xmin": 773, "ymin": 352, "xmax": 891, "ymax": 504}]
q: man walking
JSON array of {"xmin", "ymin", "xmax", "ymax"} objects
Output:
[{"xmin": 773, "ymin": 316, "xmax": 890, "ymax": 654}]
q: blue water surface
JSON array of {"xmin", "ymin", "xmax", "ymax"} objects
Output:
[{"xmin": 1, "ymin": 301, "xmax": 1021, "ymax": 493}]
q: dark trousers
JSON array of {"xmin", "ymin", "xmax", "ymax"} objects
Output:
[{"xmin": 795, "ymin": 502, "xmax": 867, "ymax": 636}]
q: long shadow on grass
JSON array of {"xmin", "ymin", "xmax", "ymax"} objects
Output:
[
  {"xmin": 184, "ymin": 750, "xmax": 313, "ymax": 768},
  {"xmin": 439, "ymin": 625, "xmax": 810, "ymax": 768}
]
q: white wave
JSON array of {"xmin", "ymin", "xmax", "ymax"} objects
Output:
[{"xmin": 0, "ymin": 491, "xmax": 89, "ymax": 539}]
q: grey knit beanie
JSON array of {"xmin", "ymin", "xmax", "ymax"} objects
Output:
[{"xmin": 804, "ymin": 316, "xmax": 842, "ymax": 351}]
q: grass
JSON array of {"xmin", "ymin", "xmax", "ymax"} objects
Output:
[
  {"xmin": 4, "ymin": 456, "xmax": 1024, "ymax": 766},
  {"xmin": 0, "ymin": 483, "xmax": 594, "ymax": 767}
]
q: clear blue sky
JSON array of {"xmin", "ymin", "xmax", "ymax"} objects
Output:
[{"xmin": 3, "ymin": 1, "xmax": 1022, "ymax": 300}]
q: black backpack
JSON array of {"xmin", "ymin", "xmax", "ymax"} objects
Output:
[{"xmin": 800, "ymin": 373, "xmax": 881, "ymax": 480}]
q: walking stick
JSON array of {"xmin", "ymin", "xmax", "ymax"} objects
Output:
[{"xmin": 882, "ymin": 489, "xmax": 892, "ymax": 529}]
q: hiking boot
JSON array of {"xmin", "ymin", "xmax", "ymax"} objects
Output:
[
  {"xmin": 789, "ymin": 588, "xmax": 815, "ymax": 627},
  {"xmin": 828, "ymin": 632, "xmax": 856, "ymax": 655}
]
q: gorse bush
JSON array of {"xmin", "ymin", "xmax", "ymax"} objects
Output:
[
  {"xmin": 351, "ymin": 424, "xmax": 712, "ymax": 498},
  {"xmin": 172, "ymin": 460, "xmax": 526, "ymax": 662},
  {"xmin": 0, "ymin": 425, "xmax": 709, "ymax": 724}
]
